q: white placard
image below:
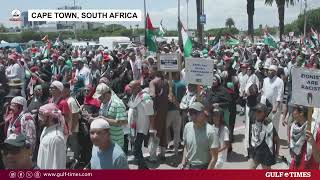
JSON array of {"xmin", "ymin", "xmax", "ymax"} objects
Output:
[
  {"xmin": 158, "ymin": 53, "xmax": 180, "ymax": 72},
  {"xmin": 291, "ymin": 67, "xmax": 320, "ymax": 108},
  {"xmin": 185, "ymin": 58, "xmax": 214, "ymax": 86},
  {"xmin": 28, "ymin": 9, "xmax": 141, "ymax": 22}
]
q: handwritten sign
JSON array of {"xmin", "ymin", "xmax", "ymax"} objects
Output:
[
  {"xmin": 291, "ymin": 67, "xmax": 320, "ymax": 108},
  {"xmin": 185, "ymin": 58, "xmax": 214, "ymax": 86}
]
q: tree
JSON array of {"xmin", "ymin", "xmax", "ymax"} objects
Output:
[
  {"xmin": 0, "ymin": 24, "xmax": 7, "ymax": 33},
  {"xmin": 265, "ymin": 0, "xmax": 297, "ymax": 41},
  {"xmin": 247, "ymin": 0, "xmax": 255, "ymax": 42},
  {"xmin": 225, "ymin": 18, "xmax": 235, "ymax": 29}
]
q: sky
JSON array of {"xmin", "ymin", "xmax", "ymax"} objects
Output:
[{"xmin": 1, "ymin": 0, "xmax": 320, "ymax": 31}]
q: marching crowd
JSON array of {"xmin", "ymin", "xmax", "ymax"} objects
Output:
[{"xmin": 0, "ymin": 39, "xmax": 320, "ymax": 170}]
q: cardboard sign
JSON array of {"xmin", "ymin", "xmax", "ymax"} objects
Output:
[
  {"xmin": 291, "ymin": 67, "xmax": 320, "ymax": 108},
  {"xmin": 157, "ymin": 53, "xmax": 181, "ymax": 72},
  {"xmin": 185, "ymin": 58, "xmax": 214, "ymax": 86}
]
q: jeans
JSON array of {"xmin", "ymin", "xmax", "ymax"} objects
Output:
[
  {"xmin": 149, "ymin": 135, "xmax": 166, "ymax": 161},
  {"xmin": 123, "ymin": 134, "xmax": 129, "ymax": 155},
  {"xmin": 166, "ymin": 110, "xmax": 181, "ymax": 155},
  {"xmin": 134, "ymin": 133, "xmax": 147, "ymax": 168}
]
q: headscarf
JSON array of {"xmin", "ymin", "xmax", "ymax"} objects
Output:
[
  {"xmin": 39, "ymin": 103, "xmax": 68, "ymax": 136},
  {"xmin": 39, "ymin": 103, "xmax": 64, "ymax": 123},
  {"xmin": 83, "ymin": 85, "xmax": 101, "ymax": 108},
  {"xmin": 11, "ymin": 96, "xmax": 28, "ymax": 112}
]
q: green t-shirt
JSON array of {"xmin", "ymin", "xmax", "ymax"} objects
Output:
[
  {"xmin": 183, "ymin": 122, "xmax": 219, "ymax": 166},
  {"xmin": 100, "ymin": 95, "xmax": 127, "ymax": 147}
]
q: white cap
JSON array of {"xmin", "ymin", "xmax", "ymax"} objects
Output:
[
  {"xmin": 90, "ymin": 118, "xmax": 110, "ymax": 130},
  {"xmin": 269, "ymin": 65, "xmax": 278, "ymax": 72},
  {"xmin": 11, "ymin": 96, "xmax": 27, "ymax": 112},
  {"xmin": 51, "ymin": 81, "xmax": 64, "ymax": 92},
  {"xmin": 93, "ymin": 83, "xmax": 110, "ymax": 99}
]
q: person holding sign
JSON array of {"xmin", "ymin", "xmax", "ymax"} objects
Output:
[{"xmin": 289, "ymin": 105, "xmax": 320, "ymax": 169}]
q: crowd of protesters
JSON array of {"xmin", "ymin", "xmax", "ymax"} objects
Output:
[{"xmin": 0, "ymin": 37, "xmax": 319, "ymax": 170}]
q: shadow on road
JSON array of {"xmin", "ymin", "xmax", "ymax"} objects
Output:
[{"xmin": 227, "ymin": 151, "xmax": 248, "ymax": 163}]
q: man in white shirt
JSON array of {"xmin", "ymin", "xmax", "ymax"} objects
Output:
[
  {"xmin": 128, "ymin": 52, "xmax": 142, "ymax": 81},
  {"xmin": 5, "ymin": 54, "xmax": 26, "ymax": 97},
  {"xmin": 238, "ymin": 64, "xmax": 249, "ymax": 115},
  {"xmin": 73, "ymin": 57, "xmax": 92, "ymax": 86},
  {"xmin": 128, "ymin": 80, "xmax": 154, "ymax": 169},
  {"xmin": 262, "ymin": 65, "xmax": 284, "ymax": 132},
  {"xmin": 37, "ymin": 103, "xmax": 66, "ymax": 169},
  {"xmin": 63, "ymin": 83, "xmax": 80, "ymax": 160}
]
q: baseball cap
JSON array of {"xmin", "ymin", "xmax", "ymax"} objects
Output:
[
  {"xmin": 189, "ymin": 102, "xmax": 205, "ymax": 112},
  {"xmin": 2, "ymin": 134, "xmax": 30, "ymax": 148},
  {"xmin": 93, "ymin": 83, "xmax": 111, "ymax": 99}
]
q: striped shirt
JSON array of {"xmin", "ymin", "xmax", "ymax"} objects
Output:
[{"xmin": 100, "ymin": 95, "xmax": 127, "ymax": 147}]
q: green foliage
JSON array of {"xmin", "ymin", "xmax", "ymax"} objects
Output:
[
  {"xmin": 206, "ymin": 27, "xmax": 239, "ymax": 36},
  {"xmin": 285, "ymin": 8, "xmax": 320, "ymax": 35}
]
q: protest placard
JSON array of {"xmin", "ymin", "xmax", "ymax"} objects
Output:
[
  {"xmin": 185, "ymin": 58, "xmax": 214, "ymax": 86},
  {"xmin": 157, "ymin": 53, "xmax": 181, "ymax": 72},
  {"xmin": 291, "ymin": 67, "xmax": 320, "ymax": 108}
]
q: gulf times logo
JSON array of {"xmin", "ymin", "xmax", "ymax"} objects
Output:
[
  {"xmin": 9, "ymin": 9, "xmax": 22, "ymax": 21},
  {"xmin": 265, "ymin": 172, "xmax": 311, "ymax": 178}
]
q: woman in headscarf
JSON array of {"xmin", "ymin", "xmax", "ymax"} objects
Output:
[
  {"xmin": 205, "ymin": 74, "xmax": 232, "ymax": 126},
  {"xmin": 80, "ymin": 85, "xmax": 100, "ymax": 164},
  {"xmin": 289, "ymin": 105, "xmax": 320, "ymax": 169}
]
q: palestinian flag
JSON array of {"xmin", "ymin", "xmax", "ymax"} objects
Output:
[
  {"xmin": 156, "ymin": 20, "xmax": 165, "ymax": 37},
  {"xmin": 263, "ymin": 29, "xmax": 277, "ymax": 48},
  {"xmin": 225, "ymin": 34, "xmax": 240, "ymax": 46},
  {"xmin": 210, "ymin": 35, "xmax": 220, "ymax": 51},
  {"xmin": 179, "ymin": 20, "xmax": 192, "ymax": 58},
  {"xmin": 145, "ymin": 14, "xmax": 157, "ymax": 52},
  {"xmin": 42, "ymin": 42, "xmax": 51, "ymax": 58},
  {"xmin": 310, "ymin": 28, "xmax": 319, "ymax": 47}
]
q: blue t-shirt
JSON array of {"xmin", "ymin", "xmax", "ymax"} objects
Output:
[{"xmin": 90, "ymin": 143, "xmax": 129, "ymax": 169}]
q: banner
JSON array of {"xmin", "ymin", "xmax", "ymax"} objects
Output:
[
  {"xmin": 291, "ymin": 67, "xmax": 320, "ymax": 108},
  {"xmin": 185, "ymin": 58, "xmax": 214, "ymax": 86},
  {"xmin": 157, "ymin": 53, "xmax": 180, "ymax": 72},
  {"xmin": 0, "ymin": 170, "xmax": 319, "ymax": 180}
]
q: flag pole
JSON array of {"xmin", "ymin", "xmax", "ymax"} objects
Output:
[
  {"xmin": 144, "ymin": 0, "xmax": 147, "ymax": 47},
  {"xmin": 178, "ymin": 0, "xmax": 183, "ymax": 50}
]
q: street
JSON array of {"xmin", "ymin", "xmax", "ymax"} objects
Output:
[{"xmin": 128, "ymin": 108, "xmax": 290, "ymax": 169}]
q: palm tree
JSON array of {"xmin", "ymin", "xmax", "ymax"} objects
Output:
[
  {"xmin": 247, "ymin": 0, "xmax": 255, "ymax": 42},
  {"xmin": 265, "ymin": 0, "xmax": 297, "ymax": 41},
  {"xmin": 225, "ymin": 18, "xmax": 235, "ymax": 28}
]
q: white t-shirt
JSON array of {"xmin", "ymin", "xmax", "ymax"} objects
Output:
[
  {"xmin": 75, "ymin": 66, "xmax": 92, "ymax": 86},
  {"xmin": 214, "ymin": 125, "xmax": 229, "ymax": 163},
  {"xmin": 135, "ymin": 97, "xmax": 154, "ymax": 135},
  {"xmin": 130, "ymin": 59, "xmax": 142, "ymax": 81},
  {"xmin": 67, "ymin": 97, "xmax": 80, "ymax": 133}
]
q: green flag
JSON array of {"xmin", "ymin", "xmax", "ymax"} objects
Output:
[
  {"xmin": 180, "ymin": 20, "xmax": 192, "ymax": 57},
  {"xmin": 263, "ymin": 32, "xmax": 277, "ymax": 48},
  {"xmin": 145, "ymin": 14, "xmax": 157, "ymax": 52}
]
